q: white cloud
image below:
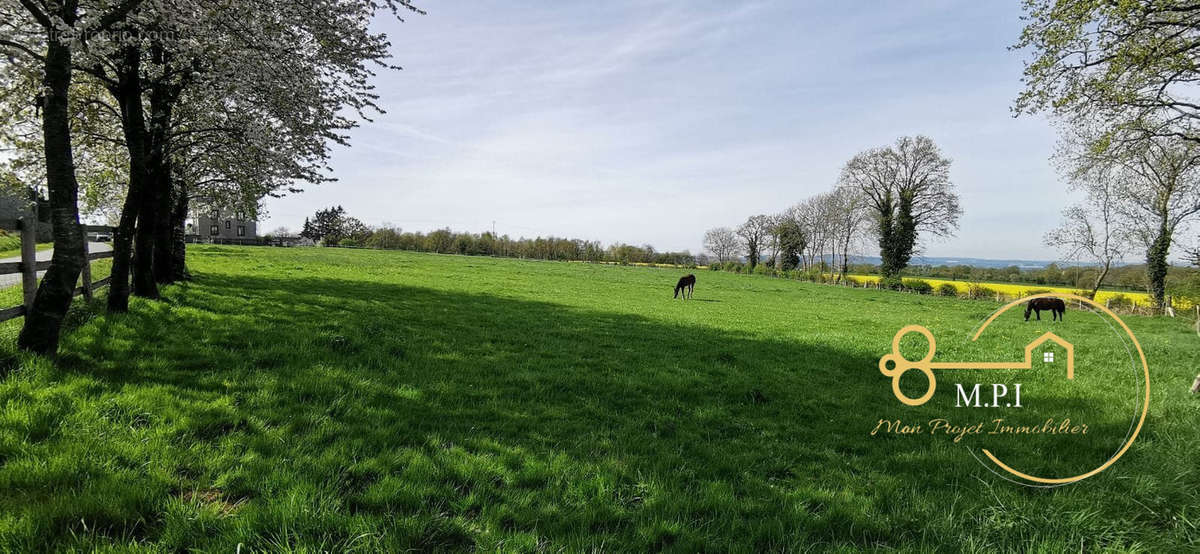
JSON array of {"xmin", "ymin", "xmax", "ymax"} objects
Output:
[{"xmin": 264, "ymin": 0, "xmax": 1066, "ymax": 260}]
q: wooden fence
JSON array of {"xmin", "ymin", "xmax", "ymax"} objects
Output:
[{"xmin": 0, "ymin": 215, "xmax": 116, "ymax": 323}]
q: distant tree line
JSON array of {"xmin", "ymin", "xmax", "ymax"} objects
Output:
[
  {"xmin": 291, "ymin": 206, "xmax": 704, "ymax": 266},
  {"xmin": 364, "ymin": 227, "xmax": 703, "ymax": 266}
]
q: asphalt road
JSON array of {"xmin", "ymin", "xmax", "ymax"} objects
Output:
[{"xmin": 0, "ymin": 242, "xmax": 114, "ymax": 289}]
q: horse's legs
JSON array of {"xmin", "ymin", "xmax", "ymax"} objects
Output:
[{"xmin": 1036, "ymin": 309, "xmax": 1041, "ymax": 321}]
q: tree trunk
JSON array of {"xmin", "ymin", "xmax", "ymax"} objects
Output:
[
  {"xmin": 151, "ymin": 161, "xmax": 175, "ymax": 284},
  {"xmin": 1146, "ymin": 219, "xmax": 1172, "ymax": 311},
  {"xmin": 108, "ymin": 45, "xmax": 148, "ymax": 313},
  {"xmin": 109, "ymin": 187, "xmax": 140, "ymax": 312},
  {"xmin": 132, "ymin": 105, "xmax": 166, "ymax": 299},
  {"xmin": 1088, "ymin": 262, "xmax": 1111, "ymax": 300},
  {"xmin": 840, "ymin": 237, "xmax": 851, "ymax": 280},
  {"xmin": 148, "ymin": 74, "xmax": 177, "ymax": 285},
  {"xmin": 894, "ymin": 194, "xmax": 917, "ymax": 273},
  {"xmin": 132, "ymin": 177, "xmax": 160, "ymax": 298},
  {"xmin": 18, "ymin": 37, "xmax": 86, "ymax": 355},
  {"xmin": 877, "ymin": 206, "xmax": 899, "ymax": 283},
  {"xmin": 169, "ymin": 185, "xmax": 191, "ymax": 281}
]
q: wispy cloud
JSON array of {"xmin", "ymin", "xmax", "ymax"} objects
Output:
[{"xmin": 265, "ymin": 0, "xmax": 1062, "ymax": 259}]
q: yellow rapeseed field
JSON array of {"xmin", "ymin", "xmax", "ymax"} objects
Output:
[
  {"xmin": 845, "ymin": 274, "xmax": 1186, "ymax": 309},
  {"xmin": 578, "ymin": 262, "xmax": 1192, "ymax": 311}
]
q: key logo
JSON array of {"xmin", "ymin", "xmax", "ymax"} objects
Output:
[{"xmin": 876, "ymin": 293, "xmax": 1150, "ymax": 486}]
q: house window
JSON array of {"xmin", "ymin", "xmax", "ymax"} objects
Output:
[
  {"xmin": 236, "ymin": 211, "xmax": 245, "ymax": 221},
  {"xmin": 210, "ymin": 225, "xmax": 219, "ymax": 235},
  {"xmin": 237, "ymin": 225, "xmax": 246, "ymax": 237},
  {"xmin": 210, "ymin": 210, "xmax": 219, "ymax": 221},
  {"xmin": 225, "ymin": 220, "xmax": 231, "ymax": 229}
]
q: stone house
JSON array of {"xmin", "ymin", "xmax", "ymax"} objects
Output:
[{"xmin": 187, "ymin": 207, "xmax": 257, "ymax": 240}]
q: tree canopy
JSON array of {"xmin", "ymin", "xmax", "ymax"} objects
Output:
[
  {"xmin": 1015, "ymin": 0, "xmax": 1200, "ymax": 146},
  {"xmin": 0, "ymin": 0, "xmax": 424, "ymax": 353}
]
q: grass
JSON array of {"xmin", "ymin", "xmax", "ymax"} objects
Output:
[
  {"xmin": 0, "ymin": 230, "xmax": 55, "ymax": 259},
  {"xmin": 0, "ymin": 246, "xmax": 1196, "ymax": 551},
  {"xmin": 0, "ymin": 242, "xmax": 54, "ymax": 260},
  {"xmin": 0, "ymin": 257, "xmax": 112, "ymax": 312}
]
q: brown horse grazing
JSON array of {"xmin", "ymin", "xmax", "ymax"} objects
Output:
[
  {"xmin": 674, "ymin": 274, "xmax": 696, "ymax": 299},
  {"xmin": 1025, "ymin": 297, "xmax": 1066, "ymax": 321}
]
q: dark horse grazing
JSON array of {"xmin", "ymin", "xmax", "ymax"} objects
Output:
[
  {"xmin": 674, "ymin": 274, "xmax": 696, "ymax": 299},
  {"xmin": 1025, "ymin": 297, "xmax": 1066, "ymax": 321}
]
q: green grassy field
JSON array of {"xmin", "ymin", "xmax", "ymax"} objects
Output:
[
  {"xmin": 0, "ymin": 231, "xmax": 57, "ymax": 260},
  {"xmin": 0, "ymin": 246, "xmax": 1196, "ymax": 551}
]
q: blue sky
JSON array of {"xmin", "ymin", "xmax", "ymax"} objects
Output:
[{"xmin": 262, "ymin": 0, "xmax": 1068, "ymax": 260}]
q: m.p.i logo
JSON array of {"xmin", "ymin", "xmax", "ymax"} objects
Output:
[{"xmin": 874, "ymin": 294, "xmax": 1150, "ymax": 486}]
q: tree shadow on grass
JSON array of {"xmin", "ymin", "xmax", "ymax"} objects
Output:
[{"xmin": 8, "ymin": 271, "xmax": 1160, "ymax": 551}]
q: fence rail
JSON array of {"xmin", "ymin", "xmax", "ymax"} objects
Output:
[{"xmin": 0, "ymin": 215, "xmax": 116, "ymax": 324}]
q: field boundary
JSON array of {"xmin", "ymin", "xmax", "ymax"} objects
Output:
[
  {"xmin": 836, "ymin": 273, "xmax": 1183, "ymax": 312},
  {"xmin": 0, "ymin": 216, "xmax": 115, "ymax": 323}
]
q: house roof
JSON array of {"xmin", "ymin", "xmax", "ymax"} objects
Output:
[{"xmin": 1025, "ymin": 332, "xmax": 1075, "ymax": 379}]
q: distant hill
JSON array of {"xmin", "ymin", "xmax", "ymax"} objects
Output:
[{"xmin": 845, "ymin": 255, "xmax": 1095, "ymax": 270}]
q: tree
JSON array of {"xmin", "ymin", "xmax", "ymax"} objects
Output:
[
  {"xmin": 764, "ymin": 214, "xmax": 783, "ymax": 268},
  {"xmin": 1, "ymin": 0, "xmax": 145, "ymax": 354},
  {"xmin": 792, "ymin": 197, "xmax": 829, "ymax": 271},
  {"xmin": 343, "ymin": 217, "xmax": 372, "ymax": 243},
  {"xmin": 703, "ymin": 227, "xmax": 740, "ymax": 264},
  {"xmin": 774, "ymin": 217, "xmax": 806, "ymax": 271},
  {"xmin": 1046, "ymin": 126, "xmax": 1135, "ymax": 299},
  {"xmin": 1044, "ymin": 193, "xmax": 1130, "ymax": 299},
  {"xmin": 1059, "ymin": 118, "xmax": 1200, "ymax": 308},
  {"xmin": 1, "ymin": 0, "xmax": 426, "ymax": 352},
  {"xmin": 301, "ymin": 206, "xmax": 351, "ymax": 245},
  {"xmin": 1014, "ymin": 0, "xmax": 1200, "ymax": 146},
  {"xmin": 839, "ymin": 135, "xmax": 961, "ymax": 284},
  {"xmin": 90, "ymin": 0, "xmax": 420, "ymax": 307},
  {"xmin": 829, "ymin": 187, "xmax": 868, "ymax": 280},
  {"xmin": 1114, "ymin": 137, "xmax": 1200, "ymax": 308},
  {"xmin": 1016, "ymin": 2, "xmax": 1200, "ymax": 311},
  {"xmin": 736, "ymin": 215, "xmax": 771, "ymax": 269}
]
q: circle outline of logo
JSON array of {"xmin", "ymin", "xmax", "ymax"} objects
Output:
[{"xmin": 970, "ymin": 293, "xmax": 1150, "ymax": 485}]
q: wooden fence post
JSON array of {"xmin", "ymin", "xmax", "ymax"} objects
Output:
[
  {"xmin": 18, "ymin": 214, "xmax": 37, "ymax": 313},
  {"xmin": 80, "ymin": 235, "xmax": 93, "ymax": 301}
]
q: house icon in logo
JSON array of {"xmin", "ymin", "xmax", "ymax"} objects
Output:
[{"xmin": 1025, "ymin": 332, "xmax": 1074, "ymax": 380}]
